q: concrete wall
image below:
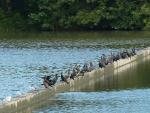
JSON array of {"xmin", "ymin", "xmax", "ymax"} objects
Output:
[{"xmin": 0, "ymin": 48, "xmax": 150, "ymax": 113}]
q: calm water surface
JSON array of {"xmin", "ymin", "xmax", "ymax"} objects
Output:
[
  {"xmin": 0, "ymin": 31, "xmax": 150, "ymax": 112},
  {"xmin": 35, "ymin": 89, "xmax": 150, "ymax": 113}
]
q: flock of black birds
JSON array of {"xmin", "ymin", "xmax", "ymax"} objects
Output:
[{"xmin": 41, "ymin": 48, "xmax": 137, "ymax": 88}]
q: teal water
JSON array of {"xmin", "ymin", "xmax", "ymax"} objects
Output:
[
  {"xmin": 35, "ymin": 90, "xmax": 150, "ymax": 113},
  {"xmin": 0, "ymin": 31, "xmax": 150, "ymax": 112}
]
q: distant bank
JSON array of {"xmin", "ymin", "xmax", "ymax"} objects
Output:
[{"xmin": 0, "ymin": 1, "xmax": 149, "ymax": 31}]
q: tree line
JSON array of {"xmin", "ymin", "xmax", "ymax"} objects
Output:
[{"xmin": 0, "ymin": 0, "xmax": 149, "ymax": 31}]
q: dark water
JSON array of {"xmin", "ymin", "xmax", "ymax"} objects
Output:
[{"xmin": 0, "ymin": 31, "xmax": 150, "ymax": 112}]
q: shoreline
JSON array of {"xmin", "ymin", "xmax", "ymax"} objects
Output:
[
  {"xmin": 0, "ymin": 47, "xmax": 150, "ymax": 113},
  {"xmin": 0, "ymin": 31, "xmax": 149, "ymax": 39}
]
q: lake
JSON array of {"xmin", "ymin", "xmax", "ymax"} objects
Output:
[{"xmin": 0, "ymin": 31, "xmax": 150, "ymax": 112}]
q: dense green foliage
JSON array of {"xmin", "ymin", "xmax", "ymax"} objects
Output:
[{"xmin": 0, "ymin": 0, "xmax": 149, "ymax": 31}]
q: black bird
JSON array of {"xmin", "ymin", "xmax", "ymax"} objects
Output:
[
  {"xmin": 115, "ymin": 52, "xmax": 121, "ymax": 61},
  {"xmin": 89, "ymin": 62, "xmax": 94, "ymax": 71},
  {"xmin": 125, "ymin": 50, "xmax": 132, "ymax": 57},
  {"xmin": 61, "ymin": 72, "xmax": 69, "ymax": 84},
  {"xmin": 70, "ymin": 73, "xmax": 75, "ymax": 79},
  {"xmin": 81, "ymin": 63, "xmax": 89, "ymax": 73},
  {"xmin": 51, "ymin": 74, "xmax": 58, "ymax": 85},
  {"xmin": 75, "ymin": 65, "xmax": 81, "ymax": 74},
  {"xmin": 43, "ymin": 81, "xmax": 49, "ymax": 88},
  {"xmin": 108, "ymin": 53, "xmax": 113, "ymax": 63},
  {"xmin": 132, "ymin": 48, "xmax": 136, "ymax": 55},
  {"xmin": 70, "ymin": 69, "xmax": 76, "ymax": 79},
  {"xmin": 99, "ymin": 60, "xmax": 105, "ymax": 68},
  {"xmin": 99, "ymin": 56, "xmax": 105, "ymax": 68},
  {"xmin": 102, "ymin": 54, "xmax": 108, "ymax": 65},
  {"xmin": 41, "ymin": 76, "xmax": 52, "ymax": 88},
  {"xmin": 111, "ymin": 52, "xmax": 117, "ymax": 62},
  {"xmin": 41, "ymin": 74, "xmax": 58, "ymax": 88},
  {"xmin": 121, "ymin": 51, "xmax": 128, "ymax": 59}
]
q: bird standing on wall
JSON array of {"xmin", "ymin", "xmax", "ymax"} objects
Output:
[{"xmin": 61, "ymin": 72, "xmax": 69, "ymax": 84}]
